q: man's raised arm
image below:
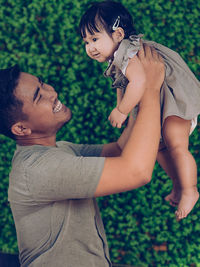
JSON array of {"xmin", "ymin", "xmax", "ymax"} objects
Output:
[{"xmin": 95, "ymin": 45, "xmax": 164, "ymax": 197}]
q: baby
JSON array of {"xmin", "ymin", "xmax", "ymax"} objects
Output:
[{"xmin": 79, "ymin": 1, "xmax": 200, "ymax": 220}]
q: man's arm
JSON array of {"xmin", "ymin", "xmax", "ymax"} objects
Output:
[
  {"xmin": 101, "ymin": 114, "xmax": 135, "ymax": 157},
  {"xmin": 95, "ymin": 45, "xmax": 164, "ymax": 197}
]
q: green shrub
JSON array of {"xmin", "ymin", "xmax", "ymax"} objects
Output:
[{"xmin": 0, "ymin": 0, "xmax": 199, "ymax": 265}]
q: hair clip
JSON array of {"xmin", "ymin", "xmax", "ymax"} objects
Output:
[{"xmin": 112, "ymin": 16, "xmax": 120, "ymax": 31}]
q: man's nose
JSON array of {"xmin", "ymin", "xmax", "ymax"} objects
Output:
[
  {"xmin": 49, "ymin": 90, "xmax": 57, "ymax": 103},
  {"xmin": 43, "ymin": 87, "xmax": 57, "ymax": 102}
]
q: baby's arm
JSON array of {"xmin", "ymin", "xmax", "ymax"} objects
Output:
[
  {"xmin": 117, "ymin": 88, "xmax": 123, "ymax": 106},
  {"xmin": 108, "ymin": 88, "xmax": 127, "ymax": 128},
  {"xmin": 119, "ymin": 56, "xmax": 146, "ymax": 114},
  {"xmin": 109, "ymin": 56, "xmax": 146, "ymax": 128}
]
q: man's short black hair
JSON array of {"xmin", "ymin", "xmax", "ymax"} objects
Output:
[{"xmin": 0, "ymin": 65, "xmax": 28, "ymax": 139}]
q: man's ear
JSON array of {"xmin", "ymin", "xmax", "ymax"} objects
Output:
[
  {"xmin": 11, "ymin": 122, "xmax": 32, "ymax": 137},
  {"xmin": 112, "ymin": 27, "xmax": 125, "ymax": 42}
]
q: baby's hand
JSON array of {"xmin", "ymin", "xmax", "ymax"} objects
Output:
[{"xmin": 108, "ymin": 107, "xmax": 128, "ymax": 128}]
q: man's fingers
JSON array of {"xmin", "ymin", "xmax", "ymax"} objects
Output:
[
  {"xmin": 143, "ymin": 44, "xmax": 153, "ymax": 59},
  {"xmin": 138, "ymin": 43, "xmax": 154, "ymax": 60},
  {"xmin": 138, "ymin": 43, "xmax": 145, "ymax": 59},
  {"xmin": 157, "ymin": 52, "xmax": 164, "ymax": 63},
  {"xmin": 139, "ymin": 44, "xmax": 164, "ymax": 65},
  {"xmin": 151, "ymin": 47, "xmax": 158, "ymax": 60},
  {"xmin": 151, "ymin": 47, "xmax": 162, "ymax": 62}
]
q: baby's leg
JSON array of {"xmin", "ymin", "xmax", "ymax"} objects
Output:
[
  {"xmin": 162, "ymin": 116, "xmax": 199, "ymax": 220},
  {"xmin": 157, "ymin": 146, "xmax": 181, "ymax": 206}
]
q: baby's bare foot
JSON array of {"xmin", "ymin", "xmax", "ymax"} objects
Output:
[
  {"xmin": 165, "ymin": 190, "xmax": 181, "ymax": 207},
  {"xmin": 175, "ymin": 188, "xmax": 199, "ymax": 221}
]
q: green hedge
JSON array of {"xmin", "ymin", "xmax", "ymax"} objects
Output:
[{"xmin": 0, "ymin": 0, "xmax": 199, "ymax": 266}]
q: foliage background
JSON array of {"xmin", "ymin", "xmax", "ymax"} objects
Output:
[{"xmin": 0, "ymin": 0, "xmax": 199, "ymax": 266}]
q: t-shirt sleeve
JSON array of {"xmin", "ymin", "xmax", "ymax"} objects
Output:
[
  {"xmin": 26, "ymin": 148, "xmax": 105, "ymax": 203},
  {"xmin": 57, "ymin": 141, "xmax": 104, "ymax": 157}
]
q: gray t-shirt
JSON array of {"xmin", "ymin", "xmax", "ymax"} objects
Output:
[{"xmin": 8, "ymin": 141, "xmax": 111, "ymax": 267}]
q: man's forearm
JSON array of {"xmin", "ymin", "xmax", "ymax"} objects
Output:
[
  {"xmin": 101, "ymin": 142, "xmax": 121, "ymax": 157},
  {"xmin": 101, "ymin": 89, "xmax": 160, "ymax": 167},
  {"xmin": 101, "ymin": 114, "xmax": 135, "ymax": 157},
  {"xmin": 95, "ymin": 89, "xmax": 161, "ymax": 197},
  {"xmin": 122, "ymin": 89, "xmax": 161, "ymax": 178}
]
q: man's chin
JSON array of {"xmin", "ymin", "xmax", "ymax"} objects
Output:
[
  {"xmin": 58, "ymin": 110, "xmax": 72, "ymax": 130},
  {"xmin": 65, "ymin": 108, "xmax": 72, "ymax": 122}
]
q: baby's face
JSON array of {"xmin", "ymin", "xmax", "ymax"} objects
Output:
[{"xmin": 83, "ymin": 29, "xmax": 120, "ymax": 62}]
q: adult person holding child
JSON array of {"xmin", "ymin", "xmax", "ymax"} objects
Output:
[{"xmin": 0, "ymin": 45, "xmax": 164, "ymax": 266}]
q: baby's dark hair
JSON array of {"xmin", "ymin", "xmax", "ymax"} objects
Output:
[
  {"xmin": 0, "ymin": 65, "xmax": 28, "ymax": 139},
  {"xmin": 79, "ymin": 1, "xmax": 137, "ymax": 38}
]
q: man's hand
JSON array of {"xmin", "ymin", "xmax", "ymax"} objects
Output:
[
  {"xmin": 137, "ymin": 44, "xmax": 165, "ymax": 94},
  {"xmin": 108, "ymin": 107, "xmax": 128, "ymax": 128}
]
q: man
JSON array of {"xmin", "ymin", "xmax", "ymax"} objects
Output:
[{"xmin": 0, "ymin": 45, "xmax": 164, "ymax": 266}]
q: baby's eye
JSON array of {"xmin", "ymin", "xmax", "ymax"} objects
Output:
[{"xmin": 92, "ymin": 38, "xmax": 97, "ymax": 42}]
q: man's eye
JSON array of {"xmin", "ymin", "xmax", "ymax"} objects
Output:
[
  {"xmin": 38, "ymin": 77, "xmax": 44, "ymax": 86},
  {"xmin": 40, "ymin": 80, "xmax": 44, "ymax": 87},
  {"xmin": 37, "ymin": 95, "xmax": 42, "ymax": 103}
]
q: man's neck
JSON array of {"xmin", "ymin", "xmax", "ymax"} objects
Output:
[{"xmin": 16, "ymin": 134, "xmax": 57, "ymax": 147}]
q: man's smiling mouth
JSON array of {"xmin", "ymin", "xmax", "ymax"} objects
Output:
[{"xmin": 53, "ymin": 100, "xmax": 63, "ymax": 113}]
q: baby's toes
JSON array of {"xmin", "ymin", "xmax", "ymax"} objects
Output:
[{"xmin": 175, "ymin": 209, "xmax": 186, "ymax": 221}]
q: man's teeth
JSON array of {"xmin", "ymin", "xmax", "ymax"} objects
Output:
[{"xmin": 53, "ymin": 100, "xmax": 62, "ymax": 113}]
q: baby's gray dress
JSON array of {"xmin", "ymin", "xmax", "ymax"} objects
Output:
[{"xmin": 104, "ymin": 35, "xmax": 200, "ymax": 127}]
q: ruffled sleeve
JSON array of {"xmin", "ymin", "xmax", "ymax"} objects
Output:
[
  {"xmin": 104, "ymin": 34, "xmax": 143, "ymax": 89},
  {"xmin": 120, "ymin": 35, "xmax": 143, "ymax": 75}
]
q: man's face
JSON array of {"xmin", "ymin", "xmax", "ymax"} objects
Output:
[{"xmin": 14, "ymin": 72, "xmax": 71, "ymax": 137}]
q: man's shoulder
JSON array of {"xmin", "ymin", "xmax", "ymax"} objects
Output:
[
  {"xmin": 56, "ymin": 140, "xmax": 75, "ymax": 148},
  {"xmin": 12, "ymin": 142, "xmax": 82, "ymax": 166}
]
